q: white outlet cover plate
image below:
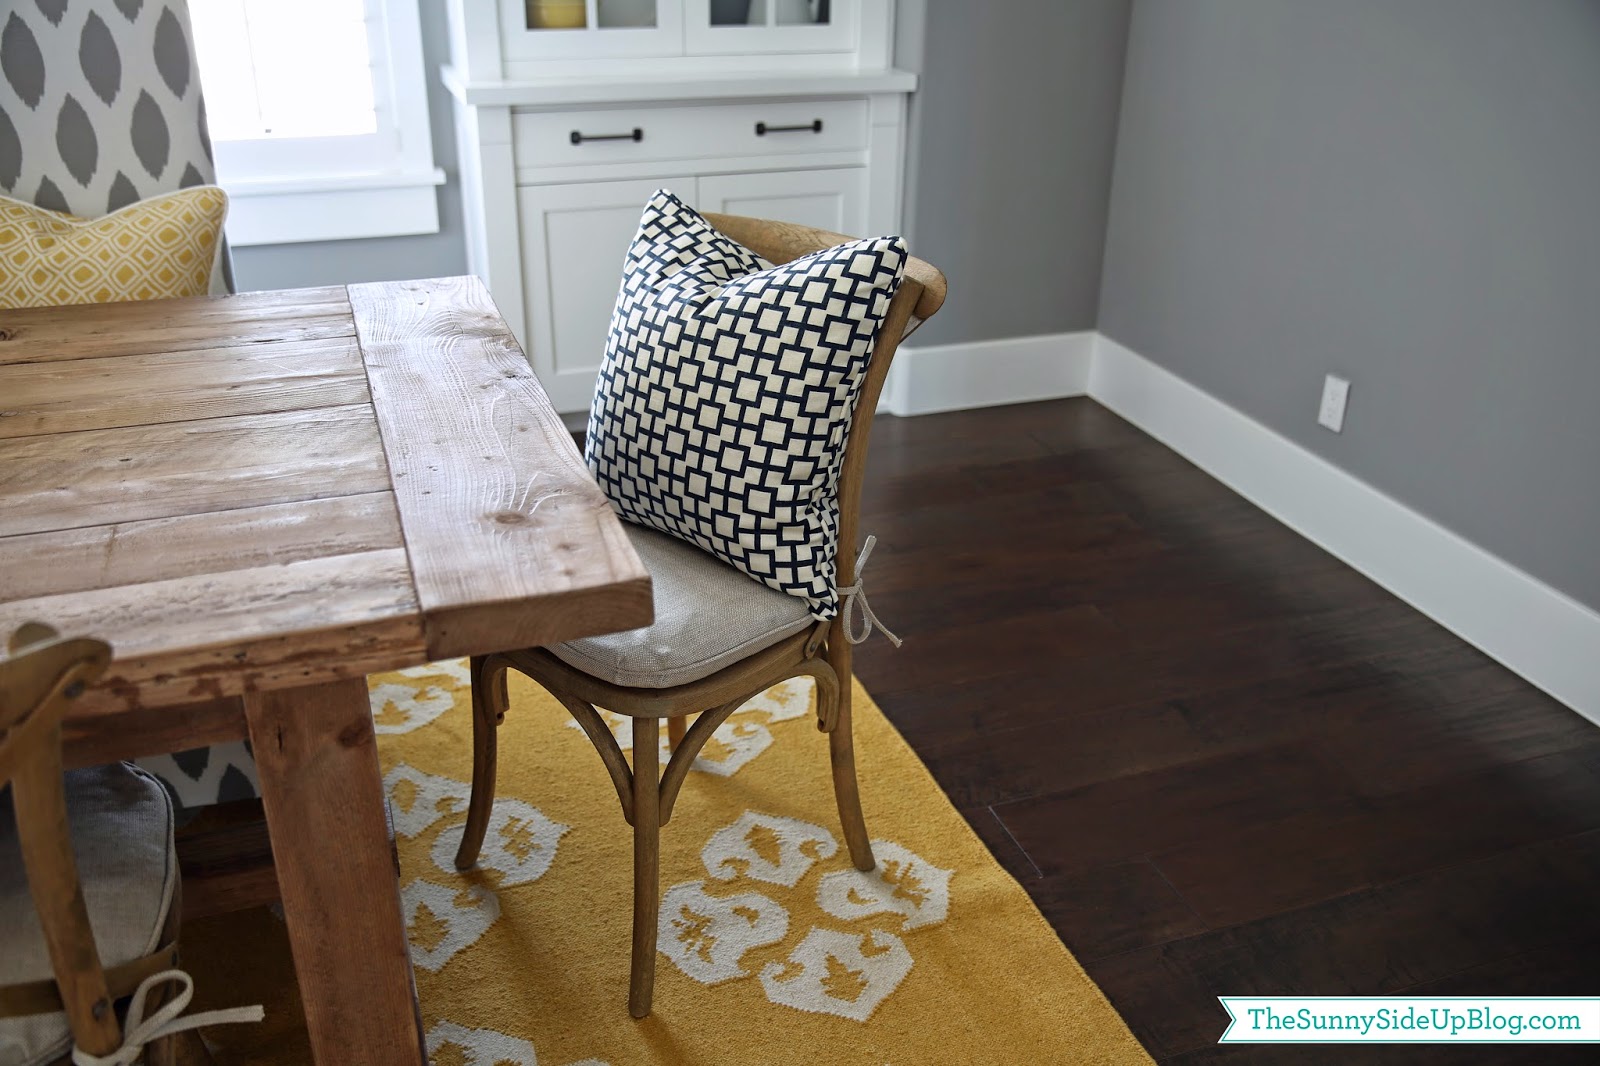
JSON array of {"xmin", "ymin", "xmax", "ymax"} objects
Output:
[{"xmin": 1319, "ymin": 374, "xmax": 1350, "ymax": 432}]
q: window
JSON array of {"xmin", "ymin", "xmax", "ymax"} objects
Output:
[{"xmin": 190, "ymin": 0, "xmax": 443, "ymax": 245}]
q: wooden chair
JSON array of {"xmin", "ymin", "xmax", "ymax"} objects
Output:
[
  {"xmin": 0, "ymin": 624, "xmax": 260, "ymax": 1065},
  {"xmin": 452, "ymin": 214, "xmax": 947, "ymax": 1017}
]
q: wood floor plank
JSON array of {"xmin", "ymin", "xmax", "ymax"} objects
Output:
[
  {"xmin": 1028, "ymin": 860, "xmax": 1211, "ymax": 964},
  {"xmin": 0, "ymin": 493, "xmax": 403, "ymax": 601},
  {"xmin": 991, "ymin": 744, "xmax": 1360, "ymax": 879},
  {"xmin": 349, "ymin": 276, "xmax": 651, "ymax": 659},
  {"xmin": 1150, "ymin": 746, "xmax": 1600, "ymax": 929},
  {"xmin": 844, "ymin": 399, "xmax": 1600, "ymax": 1066},
  {"xmin": 0, "ymin": 336, "xmax": 367, "ymax": 438},
  {"xmin": 1086, "ymin": 829, "xmax": 1600, "ymax": 1058},
  {"xmin": 960, "ymin": 806, "xmax": 1039, "ymax": 885},
  {"xmin": 0, "ymin": 404, "xmax": 391, "ymax": 537}
]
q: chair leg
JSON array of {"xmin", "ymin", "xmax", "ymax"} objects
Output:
[
  {"xmin": 629, "ymin": 716, "xmax": 661, "ymax": 1019},
  {"xmin": 455, "ymin": 655, "xmax": 509, "ymax": 870},
  {"xmin": 666, "ymin": 714, "xmax": 687, "ymax": 751},
  {"xmin": 824, "ymin": 646, "xmax": 875, "ymax": 873}
]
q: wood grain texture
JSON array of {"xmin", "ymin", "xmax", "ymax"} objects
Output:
[
  {"xmin": 0, "ymin": 287, "xmax": 353, "ymax": 366},
  {"xmin": 62, "ymin": 696, "xmax": 248, "ymax": 769},
  {"xmin": 0, "ymin": 493, "xmax": 403, "ymax": 602},
  {"xmin": 245, "ymin": 678, "xmax": 425, "ymax": 1066},
  {"xmin": 0, "ymin": 336, "xmax": 367, "ymax": 439},
  {"xmin": 0, "ymin": 404, "xmax": 392, "ymax": 537},
  {"xmin": 171, "ymin": 800, "xmax": 282, "ymax": 922},
  {"xmin": 844, "ymin": 398, "xmax": 1600, "ymax": 1064},
  {"xmin": 0, "ymin": 633, "xmax": 122, "ymax": 1054},
  {"xmin": 348, "ymin": 276, "xmax": 651, "ymax": 658},
  {"xmin": 3, "ymin": 550, "xmax": 423, "ymax": 714},
  {"xmin": 701, "ymin": 211, "xmax": 947, "ymax": 320},
  {"xmin": 0, "ymin": 280, "xmax": 651, "ymax": 1066}
]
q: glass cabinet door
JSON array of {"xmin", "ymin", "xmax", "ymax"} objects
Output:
[
  {"xmin": 686, "ymin": 0, "xmax": 854, "ymax": 55},
  {"xmin": 504, "ymin": 0, "xmax": 684, "ymax": 60}
]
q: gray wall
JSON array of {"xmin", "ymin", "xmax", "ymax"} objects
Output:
[
  {"xmin": 895, "ymin": 0, "xmax": 1131, "ymax": 346},
  {"xmin": 1099, "ymin": 0, "xmax": 1600, "ymax": 611},
  {"xmin": 229, "ymin": 0, "xmax": 467, "ymax": 290}
]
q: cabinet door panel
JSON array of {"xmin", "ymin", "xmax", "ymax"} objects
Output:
[
  {"xmin": 697, "ymin": 168, "xmax": 865, "ymax": 234},
  {"xmin": 684, "ymin": 0, "xmax": 856, "ymax": 55},
  {"xmin": 501, "ymin": 0, "xmax": 684, "ymax": 62},
  {"xmin": 517, "ymin": 177, "xmax": 692, "ymax": 412}
]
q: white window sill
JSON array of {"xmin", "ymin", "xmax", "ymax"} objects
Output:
[{"xmin": 220, "ymin": 168, "xmax": 447, "ymax": 246}]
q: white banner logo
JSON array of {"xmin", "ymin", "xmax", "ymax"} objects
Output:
[{"xmin": 1219, "ymin": 997, "xmax": 1600, "ymax": 1043}]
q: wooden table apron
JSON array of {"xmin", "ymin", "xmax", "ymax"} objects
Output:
[{"xmin": 0, "ymin": 278, "xmax": 652, "ymax": 1065}]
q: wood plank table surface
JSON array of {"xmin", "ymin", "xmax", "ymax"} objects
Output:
[{"xmin": 0, "ymin": 277, "xmax": 652, "ymax": 1065}]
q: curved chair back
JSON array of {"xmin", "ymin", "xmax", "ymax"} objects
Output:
[
  {"xmin": 699, "ymin": 213, "xmax": 948, "ymax": 598},
  {"xmin": 0, "ymin": 624, "xmax": 121, "ymax": 1057}
]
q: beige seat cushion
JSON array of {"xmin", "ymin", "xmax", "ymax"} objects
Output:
[
  {"xmin": 549, "ymin": 523, "xmax": 814, "ymax": 689},
  {"xmin": 0, "ymin": 764, "xmax": 177, "ymax": 1066}
]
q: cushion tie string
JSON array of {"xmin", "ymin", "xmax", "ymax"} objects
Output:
[
  {"xmin": 840, "ymin": 535, "xmax": 902, "ymax": 648},
  {"xmin": 71, "ymin": 969, "xmax": 263, "ymax": 1066}
]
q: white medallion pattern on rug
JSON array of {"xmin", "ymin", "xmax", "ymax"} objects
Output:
[
  {"xmin": 815, "ymin": 841, "xmax": 953, "ymax": 931},
  {"xmin": 431, "ymin": 799, "xmax": 569, "ymax": 886},
  {"xmin": 385, "ymin": 764, "xmax": 472, "ymax": 838},
  {"xmin": 394, "ymin": 659, "xmax": 474, "ymax": 687},
  {"xmin": 370, "ymin": 680, "xmax": 457, "ymax": 736},
  {"xmin": 703, "ymin": 811, "xmax": 839, "ymax": 888},
  {"xmin": 426, "ymin": 1020, "xmax": 609, "ymax": 1066},
  {"xmin": 759, "ymin": 927, "xmax": 915, "ymax": 1023},
  {"xmin": 375, "ymin": 668, "xmax": 958, "ymax": 1026},
  {"xmin": 402, "ymin": 880, "xmax": 501, "ymax": 974},
  {"xmin": 662, "ymin": 810, "xmax": 954, "ymax": 1022},
  {"xmin": 658, "ymin": 882, "xmax": 790, "ymax": 985},
  {"xmin": 384, "ymin": 761, "xmax": 569, "ymax": 977}
]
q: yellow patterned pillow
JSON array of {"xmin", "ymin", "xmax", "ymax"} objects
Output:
[{"xmin": 0, "ymin": 186, "xmax": 228, "ymax": 309}]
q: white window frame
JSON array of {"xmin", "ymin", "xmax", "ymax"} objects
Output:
[{"xmin": 209, "ymin": 0, "xmax": 445, "ymax": 246}]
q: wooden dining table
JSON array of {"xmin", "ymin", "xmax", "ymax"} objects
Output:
[{"xmin": 0, "ymin": 277, "xmax": 652, "ymax": 1064}]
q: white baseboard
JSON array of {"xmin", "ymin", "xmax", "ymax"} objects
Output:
[
  {"xmin": 883, "ymin": 331, "xmax": 1095, "ymax": 416},
  {"xmin": 1089, "ymin": 334, "xmax": 1600, "ymax": 722}
]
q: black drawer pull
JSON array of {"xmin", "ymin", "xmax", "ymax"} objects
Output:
[
  {"xmin": 755, "ymin": 120, "xmax": 823, "ymax": 136},
  {"xmin": 570, "ymin": 127, "xmax": 643, "ymax": 145}
]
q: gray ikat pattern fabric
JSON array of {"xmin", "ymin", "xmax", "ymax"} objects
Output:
[{"xmin": 0, "ymin": 0, "xmax": 217, "ymax": 218}]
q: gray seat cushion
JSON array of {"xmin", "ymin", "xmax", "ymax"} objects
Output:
[
  {"xmin": 0, "ymin": 764, "xmax": 177, "ymax": 1066},
  {"xmin": 549, "ymin": 522, "xmax": 814, "ymax": 689}
]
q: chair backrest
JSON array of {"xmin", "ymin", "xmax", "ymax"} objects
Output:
[
  {"xmin": 701, "ymin": 213, "xmax": 947, "ymax": 593},
  {"xmin": 0, "ymin": 624, "xmax": 122, "ymax": 1057},
  {"xmin": 0, "ymin": 0, "xmax": 230, "ymax": 292}
]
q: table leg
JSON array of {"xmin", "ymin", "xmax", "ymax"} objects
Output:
[{"xmin": 244, "ymin": 677, "xmax": 425, "ymax": 1066}]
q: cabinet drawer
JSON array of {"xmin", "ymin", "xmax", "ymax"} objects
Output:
[{"xmin": 513, "ymin": 99, "xmax": 867, "ymax": 171}]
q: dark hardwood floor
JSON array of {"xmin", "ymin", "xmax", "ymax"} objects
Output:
[{"xmin": 847, "ymin": 398, "xmax": 1600, "ymax": 1064}]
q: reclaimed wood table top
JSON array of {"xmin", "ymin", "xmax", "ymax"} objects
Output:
[{"xmin": 0, "ymin": 276, "xmax": 652, "ymax": 719}]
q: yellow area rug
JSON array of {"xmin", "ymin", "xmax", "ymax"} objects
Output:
[{"xmin": 185, "ymin": 664, "xmax": 1152, "ymax": 1065}]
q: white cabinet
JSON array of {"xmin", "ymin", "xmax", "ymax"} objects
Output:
[
  {"xmin": 517, "ymin": 169, "xmax": 865, "ymax": 411},
  {"xmin": 698, "ymin": 167, "xmax": 864, "ymax": 232},
  {"xmin": 516, "ymin": 178, "xmax": 667, "ymax": 411},
  {"xmin": 445, "ymin": 0, "xmax": 912, "ymax": 414}
]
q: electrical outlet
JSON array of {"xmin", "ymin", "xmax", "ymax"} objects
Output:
[{"xmin": 1318, "ymin": 374, "xmax": 1350, "ymax": 433}]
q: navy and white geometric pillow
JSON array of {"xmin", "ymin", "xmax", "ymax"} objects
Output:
[{"xmin": 586, "ymin": 189, "xmax": 906, "ymax": 619}]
